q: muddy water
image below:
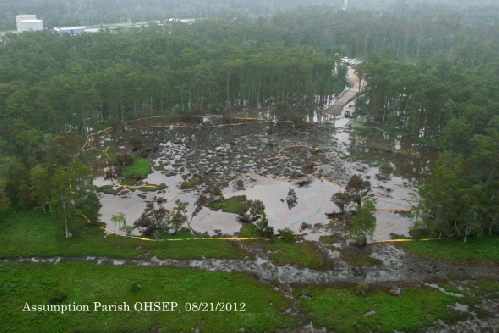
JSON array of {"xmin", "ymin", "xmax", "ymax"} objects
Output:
[
  {"xmin": 350, "ymin": 130, "xmax": 438, "ymax": 180},
  {"xmin": 94, "ymin": 92, "xmax": 435, "ymax": 240},
  {"xmin": 97, "ymin": 192, "xmax": 151, "ymax": 235},
  {"xmin": 224, "ymin": 176, "xmax": 343, "ymax": 232}
]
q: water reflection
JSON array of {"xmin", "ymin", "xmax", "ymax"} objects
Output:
[
  {"xmin": 350, "ymin": 131, "xmax": 438, "ymax": 180},
  {"xmin": 224, "ymin": 176, "xmax": 342, "ymax": 231}
]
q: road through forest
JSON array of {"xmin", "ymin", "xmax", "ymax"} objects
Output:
[{"xmin": 325, "ymin": 66, "xmax": 363, "ymax": 116}]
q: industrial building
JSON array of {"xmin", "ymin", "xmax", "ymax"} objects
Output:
[
  {"xmin": 53, "ymin": 27, "xmax": 86, "ymax": 35},
  {"xmin": 16, "ymin": 15, "xmax": 43, "ymax": 33}
]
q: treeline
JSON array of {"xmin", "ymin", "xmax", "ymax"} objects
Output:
[
  {"xmin": 0, "ymin": 0, "xmax": 341, "ymax": 31},
  {"xmin": 355, "ymin": 56, "xmax": 499, "ymax": 241},
  {"xmin": 271, "ymin": 6, "xmax": 499, "ymax": 61},
  {"xmin": 355, "ymin": 57, "xmax": 499, "ymax": 139},
  {"xmin": 0, "ymin": 120, "xmax": 99, "ymax": 236},
  {"xmin": 0, "ymin": 20, "xmax": 344, "ymax": 134},
  {"xmin": 1, "ymin": 0, "xmax": 493, "ymax": 32}
]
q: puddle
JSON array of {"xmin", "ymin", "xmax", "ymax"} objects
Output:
[
  {"xmin": 424, "ymin": 283, "xmax": 465, "ymax": 298},
  {"xmin": 93, "ymin": 177, "xmax": 113, "ymax": 187},
  {"xmin": 350, "ymin": 131, "xmax": 438, "ymax": 180},
  {"xmin": 224, "ymin": 176, "xmax": 343, "ymax": 232},
  {"xmin": 98, "ymin": 193, "xmax": 151, "ymax": 235},
  {"xmin": 188, "ymin": 207, "xmax": 241, "ymax": 236},
  {"xmin": 224, "ymin": 174, "xmax": 415, "ymax": 240}
]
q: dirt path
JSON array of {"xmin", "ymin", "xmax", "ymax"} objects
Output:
[
  {"xmin": 2, "ymin": 243, "xmax": 497, "ymax": 285},
  {"xmin": 325, "ymin": 66, "xmax": 363, "ymax": 116}
]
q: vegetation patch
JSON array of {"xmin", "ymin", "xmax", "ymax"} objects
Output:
[
  {"xmin": 138, "ymin": 185, "xmax": 157, "ymax": 192},
  {"xmin": 295, "ymin": 285, "xmax": 472, "ymax": 332},
  {"xmin": 396, "ymin": 237, "xmax": 499, "ymax": 265},
  {"xmin": 96, "ymin": 185, "xmax": 118, "ymax": 195},
  {"xmin": 239, "ymin": 223, "xmax": 258, "ymax": 238},
  {"xmin": 0, "ymin": 208, "xmax": 247, "ymax": 260},
  {"xmin": 0, "ymin": 263, "xmax": 298, "ymax": 332},
  {"xmin": 320, "ymin": 234, "xmax": 342, "ymax": 244},
  {"xmin": 268, "ymin": 240, "xmax": 332, "ymax": 271},
  {"xmin": 123, "ymin": 156, "xmax": 151, "ymax": 178},
  {"xmin": 209, "ymin": 196, "xmax": 248, "ymax": 214},
  {"xmin": 180, "ymin": 178, "xmax": 201, "ymax": 189},
  {"xmin": 339, "ymin": 247, "xmax": 382, "ymax": 266},
  {"xmin": 119, "ymin": 178, "xmax": 137, "ymax": 186}
]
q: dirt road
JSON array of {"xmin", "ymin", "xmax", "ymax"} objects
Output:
[{"xmin": 325, "ymin": 66, "xmax": 363, "ymax": 116}]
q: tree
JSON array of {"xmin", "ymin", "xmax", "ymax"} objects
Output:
[
  {"xmin": 170, "ymin": 199, "xmax": 188, "ymax": 234},
  {"xmin": 331, "ymin": 192, "xmax": 351, "ymax": 215},
  {"xmin": 417, "ymin": 151, "xmax": 468, "ymax": 238},
  {"xmin": 30, "ymin": 164, "xmax": 51, "ymax": 213},
  {"xmin": 441, "ymin": 118, "xmax": 472, "ymax": 155},
  {"xmin": 135, "ymin": 204, "xmax": 168, "ymax": 238},
  {"xmin": 279, "ymin": 228, "xmax": 296, "ymax": 243},
  {"xmin": 112, "ymin": 212, "xmax": 132, "ymax": 236},
  {"xmin": 18, "ymin": 180, "xmax": 33, "ymax": 210},
  {"xmin": 79, "ymin": 191, "xmax": 101, "ymax": 225},
  {"xmin": 0, "ymin": 187, "xmax": 9, "ymax": 211},
  {"xmin": 350, "ymin": 199, "xmax": 377, "ymax": 246},
  {"xmin": 50, "ymin": 165, "xmax": 79, "ymax": 238},
  {"xmin": 345, "ymin": 175, "xmax": 371, "ymax": 206},
  {"xmin": 255, "ymin": 213, "xmax": 274, "ymax": 241},
  {"xmin": 238, "ymin": 199, "xmax": 265, "ymax": 223}
]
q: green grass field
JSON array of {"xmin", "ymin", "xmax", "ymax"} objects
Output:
[
  {"xmin": 0, "ymin": 208, "xmax": 246, "ymax": 260},
  {"xmin": 0, "ymin": 263, "xmax": 298, "ymax": 332},
  {"xmin": 397, "ymin": 237, "xmax": 499, "ymax": 265},
  {"xmin": 294, "ymin": 284, "xmax": 481, "ymax": 333},
  {"xmin": 268, "ymin": 240, "xmax": 332, "ymax": 271}
]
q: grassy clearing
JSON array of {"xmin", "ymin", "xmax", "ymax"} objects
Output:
[
  {"xmin": 210, "ymin": 196, "xmax": 247, "ymax": 214},
  {"xmin": 295, "ymin": 284, "xmax": 473, "ymax": 333},
  {"xmin": 0, "ymin": 209, "xmax": 246, "ymax": 260},
  {"xmin": 0, "ymin": 263, "xmax": 298, "ymax": 332},
  {"xmin": 397, "ymin": 237, "xmax": 499, "ymax": 265},
  {"xmin": 268, "ymin": 240, "xmax": 332, "ymax": 271},
  {"xmin": 123, "ymin": 156, "xmax": 151, "ymax": 178},
  {"xmin": 180, "ymin": 178, "xmax": 201, "ymax": 189},
  {"xmin": 239, "ymin": 223, "xmax": 258, "ymax": 238},
  {"xmin": 340, "ymin": 247, "xmax": 383, "ymax": 266}
]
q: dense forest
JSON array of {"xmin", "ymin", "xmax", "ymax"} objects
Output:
[
  {"xmin": 0, "ymin": 0, "xmax": 495, "ymax": 31},
  {"xmin": 0, "ymin": 5, "xmax": 498, "ymax": 241},
  {"xmin": 357, "ymin": 57, "xmax": 499, "ymax": 241},
  {"xmin": 0, "ymin": 20, "xmax": 344, "ymax": 133},
  {"xmin": 0, "ymin": 13, "xmax": 346, "ymax": 234}
]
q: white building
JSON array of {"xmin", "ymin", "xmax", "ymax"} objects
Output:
[
  {"xmin": 16, "ymin": 15, "xmax": 43, "ymax": 33},
  {"xmin": 53, "ymin": 27, "xmax": 86, "ymax": 35}
]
